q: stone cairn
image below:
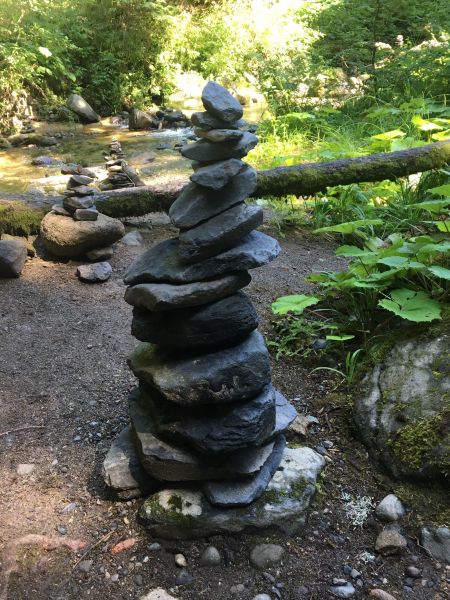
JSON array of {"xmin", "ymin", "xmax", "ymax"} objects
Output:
[
  {"xmin": 101, "ymin": 137, "xmax": 144, "ymax": 190},
  {"xmin": 104, "ymin": 82, "xmax": 324, "ymax": 536},
  {"xmin": 53, "ymin": 167, "xmax": 99, "ymax": 222}
]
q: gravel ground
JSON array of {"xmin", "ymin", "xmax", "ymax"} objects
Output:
[{"xmin": 0, "ymin": 218, "xmax": 448, "ymax": 600}]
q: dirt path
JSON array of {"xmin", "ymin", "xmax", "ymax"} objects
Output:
[{"xmin": 0, "ymin": 219, "xmax": 446, "ymax": 600}]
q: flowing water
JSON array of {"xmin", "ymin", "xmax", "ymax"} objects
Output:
[{"xmin": 0, "ymin": 100, "xmax": 267, "ymax": 198}]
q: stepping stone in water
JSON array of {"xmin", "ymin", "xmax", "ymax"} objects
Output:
[
  {"xmin": 131, "ymin": 291, "xmax": 259, "ymax": 351},
  {"xmin": 124, "ymin": 272, "xmax": 251, "ymax": 311},
  {"xmin": 123, "ymin": 231, "xmax": 280, "ymax": 285},
  {"xmin": 181, "ymin": 132, "xmax": 258, "ymax": 162},
  {"xmin": 140, "ymin": 384, "xmax": 276, "ymax": 454},
  {"xmin": 129, "ymin": 389, "xmax": 279, "ymax": 482},
  {"xmin": 169, "ymin": 166, "xmax": 257, "ymax": 230},
  {"xmin": 194, "ymin": 128, "xmax": 244, "ymax": 143},
  {"xmin": 128, "ymin": 330, "xmax": 271, "ymax": 406},
  {"xmin": 190, "ymin": 159, "xmax": 244, "ymax": 190},
  {"xmin": 178, "ymin": 203, "xmax": 263, "ymax": 263},
  {"xmin": 191, "ymin": 111, "xmax": 244, "ymax": 131},
  {"xmin": 201, "ymin": 81, "xmax": 243, "ymax": 124}
]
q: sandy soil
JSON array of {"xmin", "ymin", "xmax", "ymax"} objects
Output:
[{"xmin": 0, "ymin": 219, "xmax": 447, "ymax": 600}]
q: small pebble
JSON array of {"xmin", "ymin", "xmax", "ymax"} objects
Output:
[
  {"xmin": 405, "ymin": 566, "xmax": 421, "ymax": 578},
  {"xmin": 110, "ymin": 574, "xmax": 119, "ymax": 583},
  {"xmin": 296, "ymin": 586, "xmax": 310, "ymax": 598},
  {"xmin": 134, "ymin": 574, "xmax": 143, "ymax": 586},
  {"xmin": 78, "ymin": 560, "xmax": 93, "ymax": 573},
  {"xmin": 148, "ymin": 542, "xmax": 161, "ymax": 551},
  {"xmin": 199, "ymin": 545, "xmax": 221, "ymax": 566},
  {"xmin": 230, "ymin": 584, "xmax": 245, "ymax": 594},
  {"xmin": 253, "ymin": 595, "xmax": 271, "ymax": 600},
  {"xmin": 330, "ymin": 582, "xmax": 356, "ymax": 598},
  {"xmin": 174, "ymin": 553, "xmax": 187, "ymax": 568},
  {"xmin": 57, "ymin": 526, "xmax": 67, "ymax": 535},
  {"xmin": 175, "ymin": 570, "xmax": 193, "ymax": 586}
]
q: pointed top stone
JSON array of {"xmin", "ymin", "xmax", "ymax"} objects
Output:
[{"xmin": 202, "ymin": 82, "xmax": 243, "ymax": 124}]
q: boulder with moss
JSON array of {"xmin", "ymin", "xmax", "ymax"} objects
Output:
[{"xmin": 354, "ymin": 326, "xmax": 450, "ymax": 482}]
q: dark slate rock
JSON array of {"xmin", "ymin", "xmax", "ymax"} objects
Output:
[
  {"xmin": 129, "ymin": 389, "xmax": 278, "ymax": 482},
  {"xmin": 181, "ymin": 132, "xmax": 257, "ymax": 162},
  {"xmin": 67, "ymin": 174, "xmax": 94, "ymax": 188},
  {"xmin": 169, "ymin": 166, "xmax": 257, "ymax": 230},
  {"xmin": 123, "ymin": 231, "xmax": 280, "ymax": 285},
  {"xmin": 76, "ymin": 261, "xmax": 112, "ymax": 283},
  {"xmin": 201, "ymin": 81, "xmax": 243, "ymax": 123},
  {"xmin": 190, "ymin": 159, "xmax": 244, "ymax": 190},
  {"xmin": 74, "ymin": 207, "xmax": 99, "ymax": 221},
  {"xmin": 178, "ymin": 203, "xmax": 263, "ymax": 263},
  {"xmin": 0, "ymin": 240, "xmax": 27, "ymax": 278},
  {"xmin": 52, "ymin": 204, "xmax": 71, "ymax": 217},
  {"xmin": 191, "ymin": 111, "xmax": 244, "ymax": 131},
  {"xmin": 71, "ymin": 185, "xmax": 95, "ymax": 196},
  {"xmin": 272, "ymin": 390, "xmax": 298, "ymax": 436},
  {"xmin": 203, "ymin": 435, "xmax": 286, "ymax": 507},
  {"xmin": 63, "ymin": 195, "xmax": 95, "ymax": 211},
  {"xmin": 194, "ymin": 128, "xmax": 244, "ymax": 143},
  {"xmin": 124, "ymin": 272, "xmax": 251, "ymax": 312},
  {"xmin": 67, "ymin": 93, "xmax": 100, "ymax": 123},
  {"xmin": 128, "ymin": 330, "xmax": 271, "ymax": 406},
  {"xmin": 102, "ymin": 426, "xmax": 156, "ymax": 499},
  {"xmin": 140, "ymin": 384, "xmax": 276, "ymax": 454},
  {"xmin": 131, "ymin": 291, "xmax": 258, "ymax": 350}
]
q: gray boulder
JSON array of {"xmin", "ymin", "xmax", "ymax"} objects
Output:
[
  {"xmin": 129, "ymin": 108, "xmax": 158, "ymax": 130},
  {"xmin": 0, "ymin": 239, "xmax": 27, "ymax": 278},
  {"xmin": 124, "ymin": 272, "xmax": 251, "ymax": 311},
  {"xmin": 67, "ymin": 93, "xmax": 100, "ymax": 123},
  {"xmin": 375, "ymin": 526, "xmax": 407, "ymax": 556},
  {"xmin": 420, "ymin": 526, "xmax": 450, "ymax": 563},
  {"xmin": 40, "ymin": 212, "xmax": 124, "ymax": 258},
  {"xmin": 201, "ymin": 81, "xmax": 243, "ymax": 124},
  {"xmin": 128, "ymin": 330, "xmax": 271, "ymax": 406},
  {"xmin": 194, "ymin": 128, "xmax": 244, "ymax": 143},
  {"xmin": 354, "ymin": 328, "xmax": 450, "ymax": 481},
  {"xmin": 76, "ymin": 261, "xmax": 112, "ymax": 283},
  {"xmin": 375, "ymin": 494, "xmax": 405, "ymax": 522}
]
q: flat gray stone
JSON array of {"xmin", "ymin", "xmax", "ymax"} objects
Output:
[
  {"xmin": 67, "ymin": 93, "xmax": 100, "ymax": 123},
  {"xmin": 421, "ymin": 526, "xmax": 450, "ymax": 563},
  {"xmin": 52, "ymin": 204, "xmax": 72, "ymax": 217},
  {"xmin": 131, "ymin": 291, "xmax": 258, "ymax": 351},
  {"xmin": 250, "ymin": 544, "xmax": 284, "ymax": 569},
  {"xmin": 376, "ymin": 494, "xmax": 405, "ymax": 522},
  {"xmin": 102, "ymin": 426, "xmax": 155, "ymax": 499},
  {"xmin": 0, "ymin": 240, "xmax": 27, "ymax": 278},
  {"xmin": 330, "ymin": 583, "xmax": 356, "ymax": 598},
  {"xmin": 181, "ymin": 132, "xmax": 257, "ymax": 162},
  {"xmin": 67, "ymin": 174, "xmax": 94, "ymax": 188},
  {"xmin": 139, "ymin": 590, "xmax": 179, "ymax": 600},
  {"xmin": 123, "ymin": 231, "xmax": 280, "ymax": 285},
  {"xmin": 63, "ymin": 195, "xmax": 95, "ymax": 211},
  {"xmin": 201, "ymin": 82, "xmax": 243, "ymax": 123},
  {"xmin": 124, "ymin": 272, "xmax": 251, "ymax": 311},
  {"xmin": 139, "ymin": 384, "xmax": 276, "ymax": 454},
  {"xmin": 70, "ymin": 185, "xmax": 95, "ymax": 196},
  {"xmin": 194, "ymin": 128, "xmax": 244, "ymax": 143},
  {"xmin": 190, "ymin": 159, "xmax": 244, "ymax": 190},
  {"xmin": 74, "ymin": 207, "xmax": 98, "ymax": 221},
  {"xmin": 272, "ymin": 390, "xmax": 298, "ymax": 437},
  {"xmin": 191, "ymin": 111, "xmax": 244, "ymax": 130},
  {"xmin": 128, "ymin": 330, "xmax": 271, "ymax": 406},
  {"xmin": 203, "ymin": 435, "xmax": 286, "ymax": 507},
  {"xmin": 139, "ymin": 447, "xmax": 325, "ymax": 539},
  {"xmin": 129, "ymin": 389, "xmax": 278, "ymax": 482},
  {"xmin": 169, "ymin": 167, "xmax": 257, "ymax": 230},
  {"xmin": 76, "ymin": 261, "xmax": 112, "ymax": 283},
  {"xmin": 178, "ymin": 203, "xmax": 263, "ymax": 263}
]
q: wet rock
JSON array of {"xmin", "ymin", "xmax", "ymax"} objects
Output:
[
  {"xmin": 330, "ymin": 582, "xmax": 356, "ymax": 598},
  {"xmin": 181, "ymin": 132, "xmax": 258, "ymax": 162},
  {"xmin": 31, "ymin": 155, "xmax": 63, "ymax": 167},
  {"xmin": 199, "ymin": 546, "xmax": 221, "ymax": 566},
  {"xmin": 124, "ymin": 272, "xmax": 251, "ymax": 312},
  {"xmin": 201, "ymin": 81, "xmax": 243, "ymax": 124},
  {"xmin": 123, "ymin": 231, "xmax": 280, "ymax": 285},
  {"xmin": 128, "ymin": 330, "xmax": 271, "ymax": 405},
  {"xmin": 86, "ymin": 246, "xmax": 114, "ymax": 262},
  {"xmin": 40, "ymin": 212, "xmax": 124, "ymax": 258},
  {"xmin": 140, "ymin": 384, "xmax": 276, "ymax": 454},
  {"xmin": 375, "ymin": 526, "xmax": 407, "ymax": 556},
  {"xmin": 8, "ymin": 133, "xmax": 57, "ymax": 147},
  {"xmin": 140, "ymin": 447, "xmax": 325, "ymax": 538},
  {"xmin": 178, "ymin": 203, "xmax": 263, "ymax": 263},
  {"xmin": 131, "ymin": 291, "xmax": 259, "ymax": 350},
  {"xmin": 203, "ymin": 435, "xmax": 286, "ymax": 507},
  {"xmin": 129, "ymin": 109, "xmax": 159, "ymax": 130},
  {"xmin": 420, "ymin": 526, "xmax": 450, "ymax": 563},
  {"xmin": 190, "ymin": 159, "xmax": 244, "ymax": 190},
  {"xmin": 376, "ymin": 494, "xmax": 405, "ymax": 522},
  {"xmin": 169, "ymin": 167, "xmax": 257, "ymax": 230},
  {"xmin": 0, "ymin": 239, "xmax": 27, "ymax": 278},
  {"xmin": 76, "ymin": 261, "xmax": 112, "ymax": 283},
  {"xmin": 67, "ymin": 93, "xmax": 100, "ymax": 123},
  {"xmin": 250, "ymin": 544, "xmax": 284, "ymax": 569},
  {"xmin": 102, "ymin": 426, "xmax": 155, "ymax": 499},
  {"xmin": 194, "ymin": 128, "xmax": 244, "ymax": 143}
]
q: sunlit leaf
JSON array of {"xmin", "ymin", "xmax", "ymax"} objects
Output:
[
  {"xmin": 272, "ymin": 294, "xmax": 319, "ymax": 315},
  {"xmin": 411, "ymin": 115, "xmax": 443, "ymax": 131},
  {"xmin": 314, "ymin": 219, "xmax": 383, "ymax": 234},
  {"xmin": 378, "ymin": 289, "xmax": 441, "ymax": 322},
  {"xmin": 410, "ymin": 199, "xmax": 450, "ymax": 212},
  {"xmin": 427, "ymin": 265, "xmax": 450, "ymax": 280},
  {"xmin": 434, "ymin": 221, "xmax": 450, "ymax": 233},
  {"xmin": 428, "ymin": 184, "xmax": 450, "ymax": 196},
  {"xmin": 326, "ymin": 334, "xmax": 355, "ymax": 341},
  {"xmin": 371, "ymin": 129, "xmax": 405, "ymax": 140}
]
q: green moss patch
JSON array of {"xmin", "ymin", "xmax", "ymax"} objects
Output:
[{"xmin": 0, "ymin": 202, "xmax": 48, "ymax": 236}]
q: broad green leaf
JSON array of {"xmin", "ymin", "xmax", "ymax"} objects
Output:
[
  {"xmin": 272, "ymin": 294, "xmax": 319, "ymax": 315},
  {"xmin": 418, "ymin": 242, "xmax": 450, "ymax": 254},
  {"xmin": 432, "ymin": 129, "xmax": 450, "ymax": 141},
  {"xmin": 335, "ymin": 245, "xmax": 372, "ymax": 257},
  {"xmin": 378, "ymin": 289, "xmax": 441, "ymax": 322},
  {"xmin": 377, "ymin": 256, "xmax": 409, "ymax": 267},
  {"xmin": 428, "ymin": 184, "xmax": 450, "ymax": 196},
  {"xmin": 427, "ymin": 265, "xmax": 450, "ymax": 280},
  {"xmin": 326, "ymin": 335, "xmax": 355, "ymax": 341},
  {"xmin": 411, "ymin": 115, "xmax": 443, "ymax": 131},
  {"xmin": 434, "ymin": 221, "xmax": 450, "ymax": 233},
  {"xmin": 371, "ymin": 129, "xmax": 405, "ymax": 140},
  {"xmin": 314, "ymin": 219, "xmax": 383, "ymax": 234},
  {"xmin": 410, "ymin": 199, "xmax": 450, "ymax": 213}
]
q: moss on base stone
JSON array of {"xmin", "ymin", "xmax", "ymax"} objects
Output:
[
  {"xmin": 0, "ymin": 202, "xmax": 48, "ymax": 236},
  {"xmin": 139, "ymin": 447, "xmax": 325, "ymax": 539}
]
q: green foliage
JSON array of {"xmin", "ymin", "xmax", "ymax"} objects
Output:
[{"xmin": 0, "ymin": 202, "xmax": 47, "ymax": 236}]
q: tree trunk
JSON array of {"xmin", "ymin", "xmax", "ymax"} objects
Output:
[{"xmin": 91, "ymin": 140, "xmax": 450, "ymax": 217}]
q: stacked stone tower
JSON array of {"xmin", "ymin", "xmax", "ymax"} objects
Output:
[{"xmin": 103, "ymin": 83, "xmax": 325, "ymax": 536}]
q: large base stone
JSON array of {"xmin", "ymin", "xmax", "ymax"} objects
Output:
[
  {"xmin": 40, "ymin": 212, "xmax": 125, "ymax": 258},
  {"xmin": 139, "ymin": 447, "xmax": 325, "ymax": 538}
]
